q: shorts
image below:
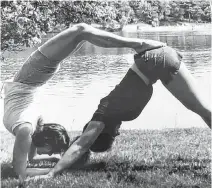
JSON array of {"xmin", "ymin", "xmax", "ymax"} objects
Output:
[
  {"xmin": 91, "ymin": 69, "xmax": 153, "ymax": 129},
  {"xmin": 13, "ymin": 49, "xmax": 60, "ymax": 87},
  {"xmin": 134, "ymin": 46, "xmax": 183, "ymax": 84},
  {"xmin": 3, "ymin": 82, "xmax": 39, "ymax": 135}
]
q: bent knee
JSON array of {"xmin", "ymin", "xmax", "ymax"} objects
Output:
[
  {"xmin": 75, "ymin": 23, "xmax": 95, "ymax": 39},
  {"xmin": 75, "ymin": 23, "xmax": 89, "ymax": 32},
  {"xmin": 14, "ymin": 123, "xmax": 33, "ymax": 137}
]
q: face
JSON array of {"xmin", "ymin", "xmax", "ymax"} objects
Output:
[{"xmin": 36, "ymin": 145, "xmax": 52, "ymax": 156}]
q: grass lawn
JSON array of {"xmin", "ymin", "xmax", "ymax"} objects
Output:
[{"xmin": 1, "ymin": 128, "xmax": 211, "ymax": 188}]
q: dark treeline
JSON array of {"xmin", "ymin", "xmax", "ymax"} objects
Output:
[{"xmin": 1, "ymin": 0, "xmax": 211, "ymax": 51}]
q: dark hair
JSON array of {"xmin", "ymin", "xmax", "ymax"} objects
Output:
[
  {"xmin": 32, "ymin": 117, "xmax": 70, "ymax": 154},
  {"xmin": 32, "ymin": 118, "xmax": 91, "ymax": 164}
]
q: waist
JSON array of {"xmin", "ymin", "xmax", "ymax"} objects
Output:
[{"xmin": 3, "ymin": 82, "xmax": 36, "ymax": 95}]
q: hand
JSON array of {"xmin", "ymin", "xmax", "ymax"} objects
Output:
[
  {"xmin": 25, "ymin": 172, "xmax": 53, "ymax": 182},
  {"xmin": 35, "ymin": 173, "xmax": 53, "ymax": 180},
  {"xmin": 134, "ymin": 40, "xmax": 167, "ymax": 54}
]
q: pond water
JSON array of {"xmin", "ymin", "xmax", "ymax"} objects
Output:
[{"xmin": 0, "ymin": 29, "xmax": 211, "ymax": 131}]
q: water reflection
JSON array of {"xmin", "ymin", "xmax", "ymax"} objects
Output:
[{"xmin": 0, "ymin": 31, "xmax": 211, "ymax": 131}]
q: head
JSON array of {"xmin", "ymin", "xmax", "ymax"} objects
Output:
[{"xmin": 32, "ymin": 117, "xmax": 70, "ymax": 155}]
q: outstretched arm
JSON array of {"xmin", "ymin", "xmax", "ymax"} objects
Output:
[
  {"xmin": 23, "ymin": 121, "xmax": 104, "ymax": 181},
  {"xmin": 31, "ymin": 121, "xmax": 105, "ymax": 179},
  {"xmin": 26, "ymin": 168, "xmax": 52, "ymax": 177},
  {"xmin": 49, "ymin": 121, "xmax": 104, "ymax": 176}
]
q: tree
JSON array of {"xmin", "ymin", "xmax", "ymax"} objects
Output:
[
  {"xmin": 1, "ymin": 0, "xmax": 211, "ymax": 53},
  {"xmin": 1, "ymin": 1, "xmax": 55, "ymax": 51},
  {"xmin": 202, "ymin": 6, "xmax": 211, "ymax": 22}
]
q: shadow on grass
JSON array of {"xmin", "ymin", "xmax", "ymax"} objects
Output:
[
  {"xmin": 71, "ymin": 159, "xmax": 211, "ymax": 181},
  {"xmin": 1, "ymin": 158, "xmax": 59, "ymax": 180},
  {"xmin": 74, "ymin": 160, "xmax": 208, "ymax": 172},
  {"xmin": 80, "ymin": 159, "xmax": 210, "ymax": 185},
  {"xmin": 1, "ymin": 158, "xmax": 210, "ymax": 183}
]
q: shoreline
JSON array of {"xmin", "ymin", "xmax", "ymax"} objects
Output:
[
  {"xmin": 91, "ymin": 22, "xmax": 212, "ymax": 33},
  {"xmin": 124, "ymin": 23, "xmax": 211, "ymax": 32}
]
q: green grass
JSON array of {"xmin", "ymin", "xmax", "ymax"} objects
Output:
[{"xmin": 1, "ymin": 128, "xmax": 211, "ymax": 188}]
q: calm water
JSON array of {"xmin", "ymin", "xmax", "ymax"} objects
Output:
[{"xmin": 0, "ymin": 30, "xmax": 211, "ymax": 131}]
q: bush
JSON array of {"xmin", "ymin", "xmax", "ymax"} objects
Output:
[{"xmin": 1, "ymin": 0, "xmax": 211, "ymax": 52}]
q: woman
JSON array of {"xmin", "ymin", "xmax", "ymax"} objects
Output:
[
  {"xmin": 2, "ymin": 23, "xmax": 165, "ymax": 180},
  {"xmin": 32, "ymin": 44, "xmax": 211, "ymax": 179}
]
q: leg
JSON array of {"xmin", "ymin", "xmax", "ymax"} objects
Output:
[
  {"xmin": 81, "ymin": 23, "xmax": 165, "ymax": 53},
  {"xmin": 39, "ymin": 23, "xmax": 136, "ymax": 61},
  {"xmin": 39, "ymin": 23, "xmax": 164, "ymax": 62},
  {"xmin": 39, "ymin": 24, "xmax": 86, "ymax": 61},
  {"xmin": 163, "ymin": 62, "xmax": 211, "ymax": 128},
  {"xmin": 12, "ymin": 123, "xmax": 33, "ymax": 179}
]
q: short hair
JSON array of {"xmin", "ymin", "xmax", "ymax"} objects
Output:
[{"xmin": 32, "ymin": 117, "xmax": 70, "ymax": 154}]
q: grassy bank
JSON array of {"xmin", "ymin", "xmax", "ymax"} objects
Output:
[{"xmin": 1, "ymin": 128, "xmax": 211, "ymax": 188}]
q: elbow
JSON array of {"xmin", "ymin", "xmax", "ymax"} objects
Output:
[
  {"xmin": 15, "ymin": 125, "xmax": 33, "ymax": 138},
  {"xmin": 73, "ymin": 140, "xmax": 90, "ymax": 157},
  {"xmin": 72, "ymin": 142, "xmax": 87, "ymax": 154}
]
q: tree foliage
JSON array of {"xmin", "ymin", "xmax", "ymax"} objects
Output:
[{"xmin": 1, "ymin": 0, "xmax": 211, "ymax": 52}]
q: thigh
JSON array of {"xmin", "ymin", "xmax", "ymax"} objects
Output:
[
  {"xmin": 39, "ymin": 25, "xmax": 84, "ymax": 61},
  {"xmin": 162, "ymin": 62, "xmax": 208, "ymax": 110}
]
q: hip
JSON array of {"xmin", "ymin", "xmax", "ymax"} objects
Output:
[{"xmin": 134, "ymin": 46, "xmax": 183, "ymax": 84}]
